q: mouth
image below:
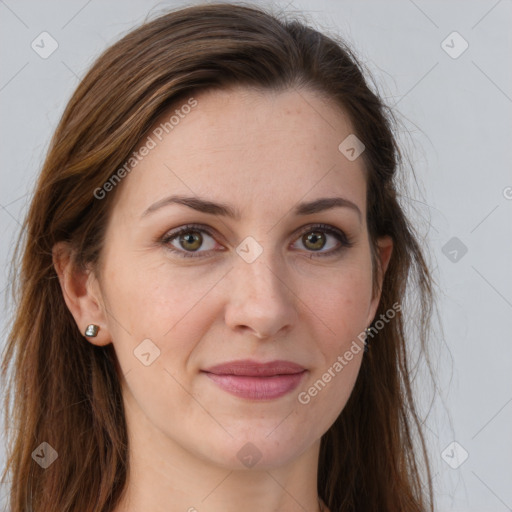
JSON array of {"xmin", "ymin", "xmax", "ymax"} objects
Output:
[{"xmin": 201, "ymin": 359, "xmax": 307, "ymax": 400}]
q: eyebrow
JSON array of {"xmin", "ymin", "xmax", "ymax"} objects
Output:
[{"xmin": 141, "ymin": 195, "xmax": 362, "ymax": 223}]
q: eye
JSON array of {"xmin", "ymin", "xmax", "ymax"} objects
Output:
[
  {"xmin": 291, "ymin": 223, "xmax": 353, "ymax": 257},
  {"xmin": 161, "ymin": 223, "xmax": 353, "ymax": 259},
  {"xmin": 162, "ymin": 224, "xmax": 220, "ymax": 258}
]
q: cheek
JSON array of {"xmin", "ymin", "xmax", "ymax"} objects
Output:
[
  {"xmin": 294, "ymin": 258, "xmax": 371, "ymax": 404},
  {"xmin": 297, "ymin": 351, "xmax": 362, "ymax": 436},
  {"xmin": 294, "ymin": 266, "xmax": 370, "ymax": 426},
  {"xmin": 297, "ymin": 258, "xmax": 374, "ymax": 339},
  {"xmin": 103, "ymin": 253, "xmax": 216, "ymax": 331},
  {"xmin": 101, "ymin": 254, "xmax": 225, "ymax": 378}
]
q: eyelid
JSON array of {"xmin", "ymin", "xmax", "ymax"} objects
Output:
[
  {"xmin": 160, "ymin": 223, "xmax": 222, "ymax": 256},
  {"xmin": 293, "ymin": 223, "xmax": 351, "ymax": 245},
  {"xmin": 160, "ymin": 222, "xmax": 353, "ymax": 259}
]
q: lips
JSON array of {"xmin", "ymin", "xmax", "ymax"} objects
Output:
[
  {"xmin": 201, "ymin": 359, "xmax": 307, "ymax": 400},
  {"xmin": 203, "ymin": 359, "xmax": 306, "ymax": 376}
]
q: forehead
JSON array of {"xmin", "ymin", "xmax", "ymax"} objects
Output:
[{"xmin": 109, "ymin": 86, "xmax": 367, "ymax": 220}]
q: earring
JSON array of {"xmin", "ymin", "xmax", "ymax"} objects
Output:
[
  {"xmin": 364, "ymin": 327, "xmax": 372, "ymax": 353},
  {"xmin": 84, "ymin": 324, "xmax": 99, "ymax": 337}
]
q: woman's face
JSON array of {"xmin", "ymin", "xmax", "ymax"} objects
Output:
[{"xmin": 90, "ymin": 86, "xmax": 392, "ymax": 470}]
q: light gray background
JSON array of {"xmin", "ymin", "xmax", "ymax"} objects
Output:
[{"xmin": 1, "ymin": 1, "xmax": 511, "ymax": 511}]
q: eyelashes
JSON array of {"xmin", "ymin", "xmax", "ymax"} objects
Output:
[{"xmin": 160, "ymin": 223, "xmax": 354, "ymax": 259}]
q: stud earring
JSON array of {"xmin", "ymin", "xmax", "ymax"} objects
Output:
[
  {"xmin": 84, "ymin": 324, "xmax": 100, "ymax": 337},
  {"xmin": 364, "ymin": 327, "xmax": 372, "ymax": 353}
]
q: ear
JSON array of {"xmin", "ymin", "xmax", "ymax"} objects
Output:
[
  {"xmin": 52, "ymin": 241, "xmax": 111, "ymax": 346},
  {"xmin": 366, "ymin": 235, "xmax": 393, "ymax": 326}
]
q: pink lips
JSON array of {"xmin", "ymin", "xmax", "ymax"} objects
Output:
[{"xmin": 202, "ymin": 360, "xmax": 307, "ymax": 400}]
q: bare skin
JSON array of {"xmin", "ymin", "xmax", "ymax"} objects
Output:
[{"xmin": 54, "ymin": 86, "xmax": 392, "ymax": 512}]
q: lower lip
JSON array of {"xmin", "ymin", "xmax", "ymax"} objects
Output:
[{"xmin": 203, "ymin": 371, "xmax": 306, "ymax": 400}]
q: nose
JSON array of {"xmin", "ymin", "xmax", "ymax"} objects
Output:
[{"xmin": 223, "ymin": 253, "xmax": 298, "ymax": 340}]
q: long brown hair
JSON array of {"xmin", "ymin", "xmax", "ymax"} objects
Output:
[{"xmin": 1, "ymin": 3, "xmax": 436, "ymax": 511}]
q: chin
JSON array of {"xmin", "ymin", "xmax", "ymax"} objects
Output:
[{"xmin": 194, "ymin": 427, "xmax": 316, "ymax": 471}]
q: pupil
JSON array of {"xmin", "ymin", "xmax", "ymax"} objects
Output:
[
  {"xmin": 306, "ymin": 232, "xmax": 324, "ymax": 250},
  {"xmin": 182, "ymin": 232, "xmax": 201, "ymax": 250}
]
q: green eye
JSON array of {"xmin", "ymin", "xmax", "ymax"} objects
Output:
[
  {"xmin": 292, "ymin": 224, "xmax": 352, "ymax": 257},
  {"xmin": 177, "ymin": 231, "xmax": 203, "ymax": 252},
  {"xmin": 162, "ymin": 223, "xmax": 353, "ymax": 259},
  {"xmin": 302, "ymin": 231, "xmax": 326, "ymax": 251}
]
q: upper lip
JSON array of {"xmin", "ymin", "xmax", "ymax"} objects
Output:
[{"xmin": 202, "ymin": 359, "xmax": 306, "ymax": 377}]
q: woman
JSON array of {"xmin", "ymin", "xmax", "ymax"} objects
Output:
[{"xmin": 1, "ymin": 3, "xmax": 436, "ymax": 511}]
